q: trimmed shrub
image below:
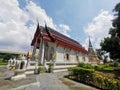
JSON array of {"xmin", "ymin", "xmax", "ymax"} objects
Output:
[
  {"xmin": 103, "ymin": 67, "xmax": 114, "ymax": 71},
  {"xmin": 94, "ymin": 64, "xmax": 110, "ymax": 71},
  {"xmin": 114, "ymin": 67, "xmax": 120, "ymax": 71},
  {"xmin": 68, "ymin": 67, "xmax": 120, "ymax": 90},
  {"xmin": 114, "ymin": 62, "xmax": 119, "ymax": 67},
  {"xmin": 94, "ymin": 65, "xmax": 102, "ymax": 70},
  {"xmin": 68, "ymin": 67, "xmax": 94, "ymax": 83},
  {"xmin": 83, "ymin": 64, "xmax": 94, "ymax": 69},
  {"xmin": 77, "ymin": 62, "xmax": 85, "ymax": 67},
  {"xmin": 77, "ymin": 62, "xmax": 94, "ymax": 69}
]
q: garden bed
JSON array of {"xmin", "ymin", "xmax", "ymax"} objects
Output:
[{"xmin": 67, "ymin": 63, "xmax": 120, "ymax": 90}]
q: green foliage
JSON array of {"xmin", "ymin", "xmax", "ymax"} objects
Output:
[
  {"xmin": 77, "ymin": 62, "xmax": 94, "ymax": 69},
  {"xmin": 48, "ymin": 63, "xmax": 53, "ymax": 73},
  {"xmin": 68, "ymin": 67, "xmax": 94, "ymax": 83},
  {"xmin": 68, "ymin": 66, "xmax": 120, "ymax": 90},
  {"xmin": 94, "ymin": 65, "xmax": 108, "ymax": 71},
  {"xmin": 94, "ymin": 63, "xmax": 120, "ymax": 71},
  {"xmin": 100, "ymin": 64, "xmax": 109, "ymax": 68},
  {"xmin": 38, "ymin": 63, "xmax": 42, "ymax": 66},
  {"xmin": 94, "ymin": 65, "xmax": 101, "ymax": 70},
  {"xmin": 113, "ymin": 62, "xmax": 119, "ymax": 67},
  {"xmin": 0, "ymin": 55, "xmax": 3, "ymax": 59},
  {"xmin": 3, "ymin": 54, "xmax": 14, "ymax": 62},
  {"xmin": 84, "ymin": 63, "xmax": 94, "ymax": 69},
  {"xmin": 77, "ymin": 62, "xmax": 85, "ymax": 67},
  {"xmin": 0, "ymin": 61, "xmax": 7, "ymax": 65},
  {"xmin": 94, "ymin": 64, "xmax": 112, "ymax": 71},
  {"xmin": 103, "ymin": 67, "xmax": 114, "ymax": 71},
  {"xmin": 92, "ymin": 71, "xmax": 120, "ymax": 90},
  {"xmin": 114, "ymin": 67, "xmax": 120, "ymax": 71},
  {"xmin": 100, "ymin": 2, "xmax": 120, "ymax": 62},
  {"xmin": 38, "ymin": 66, "xmax": 46, "ymax": 74}
]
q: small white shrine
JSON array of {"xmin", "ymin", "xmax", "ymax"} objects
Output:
[{"xmin": 8, "ymin": 54, "xmax": 38, "ymax": 81}]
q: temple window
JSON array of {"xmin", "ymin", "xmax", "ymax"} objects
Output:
[
  {"xmin": 66, "ymin": 53, "xmax": 69, "ymax": 60},
  {"xmin": 20, "ymin": 61, "xmax": 24, "ymax": 69},
  {"xmin": 82, "ymin": 57, "xmax": 85, "ymax": 62},
  {"xmin": 76, "ymin": 56, "xmax": 79, "ymax": 61}
]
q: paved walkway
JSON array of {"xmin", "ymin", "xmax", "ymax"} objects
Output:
[
  {"xmin": 12, "ymin": 72, "xmax": 98, "ymax": 90},
  {"xmin": 39, "ymin": 72, "xmax": 98, "ymax": 90},
  {"xmin": 38, "ymin": 73, "xmax": 70, "ymax": 90},
  {"xmin": 0, "ymin": 66, "xmax": 98, "ymax": 90}
]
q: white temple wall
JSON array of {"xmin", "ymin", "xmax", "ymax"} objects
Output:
[
  {"xmin": 56, "ymin": 45, "xmax": 64, "ymax": 62},
  {"xmin": 43, "ymin": 41, "xmax": 89, "ymax": 72},
  {"xmin": 45, "ymin": 41, "xmax": 56, "ymax": 61},
  {"xmin": 79, "ymin": 53, "xmax": 89, "ymax": 64},
  {"xmin": 70, "ymin": 50, "xmax": 77, "ymax": 62},
  {"xmin": 79, "ymin": 53, "xmax": 84, "ymax": 63},
  {"xmin": 44, "ymin": 41, "xmax": 89, "ymax": 64},
  {"xmin": 76, "ymin": 52, "xmax": 82, "ymax": 62},
  {"xmin": 69, "ymin": 51, "xmax": 73, "ymax": 62},
  {"xmin": 85, "ymin": 55, "xmax": 89, "ymax": 63}
]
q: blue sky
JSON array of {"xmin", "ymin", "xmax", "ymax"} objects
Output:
[
  {"xmin": 39, "ymin": 0, "xmax": 119, "ymax": 40},
  {"xmin": 0, "ymin": 0, "xmax": 120, "ymax": 51}
]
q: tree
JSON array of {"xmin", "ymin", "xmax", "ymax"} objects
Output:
[
  {"xmin": 100, "ymin": 2, "xmax": 120, "ymax": 62},
  {"xmin": 3, "ymin": 54, "xmax": 14, "ymax": 62}
]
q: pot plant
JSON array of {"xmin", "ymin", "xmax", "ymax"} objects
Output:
[{"xmin": 48, "ymin": 63, "xmax": 53, "ymax": 73}]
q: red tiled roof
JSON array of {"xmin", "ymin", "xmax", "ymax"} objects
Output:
[{"xmin": 31, "ymin": 26, "xmax": 88, "ymax": 54}]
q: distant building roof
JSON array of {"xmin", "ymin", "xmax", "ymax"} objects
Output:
[{"xmin": 0, "ymin": 48, "xmax": 26, "ymax": 54}]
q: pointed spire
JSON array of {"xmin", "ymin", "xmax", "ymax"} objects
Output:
[
  {"xmin": 44, "ymin": 20, "xmax": 47, "ymax": 27},
  {"xmin": 88, "ymin": 36, "xmax": 95, "ymax": 55},
  {"xmin": 88, "ymin": 36, "xmax": 99, "ymax": 64},
  {"xmin": 44, "ymin": 22, "xmax": 55, "ymax": 42},
  {"xmin": 44, "ymin": 21, "xmax": 49, "ymax": 33},
  {"xmin": 44, "ymin": 21, "xmax": 48, "ymax": 32},
  {"xmin": 89, "ymin": 36, "xmax": 93, "ymax": 48},
  {"xmin": 36, "ymin": 20, "xmax": 39, "ymax": 30}
]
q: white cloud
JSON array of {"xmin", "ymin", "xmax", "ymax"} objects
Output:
[
  {"xmin": 59, "ymin": 24, "xmax": 70, "ymax": 31},
  {"xmin": 58, "ymin": 24, "xmax": 71, "ymax": 37},
  {"xmin": 24, "ymin": 1, "xmax": 56, "ymax": 29},
  {"xmin": 83, "ymin": 10, "xmax": 113, "ymax": 50},
  {"xmin": 0, "ymin": 0, "xmax": 30, "ymax": 51},
  {"xmin": 0, "ymin": 0, "xmax": 70, "ymax": 51}
]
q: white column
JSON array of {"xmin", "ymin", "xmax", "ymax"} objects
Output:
[
  {"xmin": 53, "ymin": 44, "xmax": 57, "ymax": 66},
  {"xmin": 41, "ymin": 41, "xmax": 45, "ymax": 64},
  {"xmin": 31, "ymin": 40, "xmax": 37, "ymax": 61},
  {"xmin": 38, "ymin": 39, "xmax": 42, "ymax": 62},
  {"xmin": 38, "ymin": 39, "xmax": 45, "ymax": 65}
]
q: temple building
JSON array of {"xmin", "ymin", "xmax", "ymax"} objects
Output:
[{"xmin": 31, "ymin": 24, "xmax": 89, "ymax": 72}]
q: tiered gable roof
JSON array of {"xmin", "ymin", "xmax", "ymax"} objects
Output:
[{"xmin": 31, "ymin": 25, "xmax": 88, "ymax": 54}]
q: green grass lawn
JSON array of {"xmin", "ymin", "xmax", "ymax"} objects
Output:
[
  {"xmin": 95, "ymin": 63, "xmax": 120, "ymax": 71},
  {"xmin": 0, "ymin": 61, "xmax": 7, "ymax": 65},
  {"xmin": 103, "ymin": 67, "xmax": 114, "ymax": 70}
]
